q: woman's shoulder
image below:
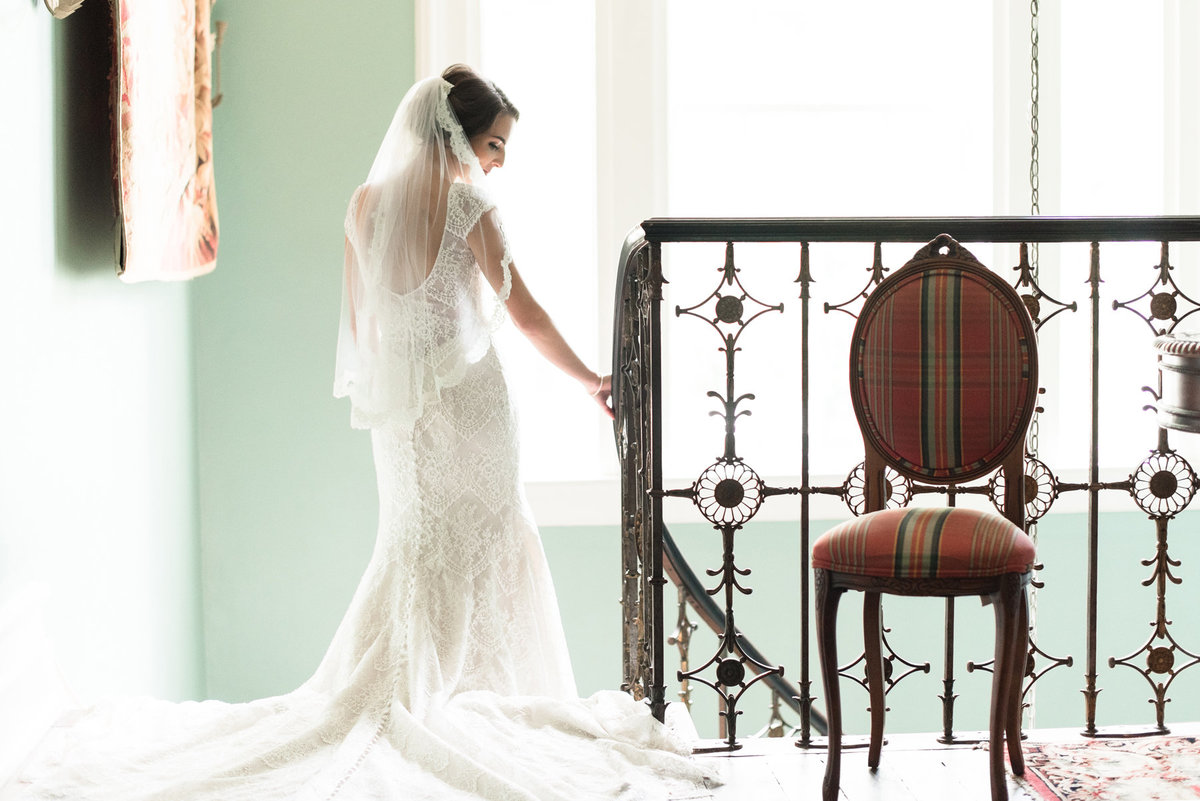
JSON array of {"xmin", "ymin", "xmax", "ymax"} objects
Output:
[
  {"xmin": 344, "ymin": 183, "xmax": 370, "ymax": 237},
  {"xmin": 447, "ymin": 180, "xmax": 496, "ymax": 208},
  {"xmin": 445, "ymin": 181, "xmax": 498, "ymax": 237}
]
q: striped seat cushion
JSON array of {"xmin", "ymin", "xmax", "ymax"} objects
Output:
[
  {"xmin": 854, "ymin": 267, "xmax": 1034, "ymax": 481},
  {"xmin": 812, "ymin": 507, "xmax": 1035, "ymax": 579}
]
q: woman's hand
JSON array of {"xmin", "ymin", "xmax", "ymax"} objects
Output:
[{"xmin": 588, "ymin": 374, "xmax": 614, "ymax": 420}]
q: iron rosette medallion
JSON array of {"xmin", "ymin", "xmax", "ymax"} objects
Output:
[{"xmin": 693, "ymin": 459, "xmax": 765, "ymax": 527}]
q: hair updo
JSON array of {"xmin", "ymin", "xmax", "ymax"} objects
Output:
[{"xmin": 442, "ymin": 64, "xmax": 519, "ymax": 139}]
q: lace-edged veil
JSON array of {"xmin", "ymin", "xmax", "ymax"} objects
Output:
[{"xmin": 334, "ymin": 75, "xmax": 507, "ymax": 430}]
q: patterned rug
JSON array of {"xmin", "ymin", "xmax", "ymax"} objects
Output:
[{"xmin": 1021, "ymin": 736, "xmax": 1200, "ymax": 800}]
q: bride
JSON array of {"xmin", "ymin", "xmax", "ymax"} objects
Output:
[{"xmin": 1, "ymin": 65, "xmax": 711, "ymax": 800}]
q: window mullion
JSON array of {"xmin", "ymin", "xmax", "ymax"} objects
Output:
[{"xmin": 414, "ymin": 0, "xmax": 481, "ymax": 80}]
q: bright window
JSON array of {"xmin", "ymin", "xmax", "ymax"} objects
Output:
[
  {"xmin": 478, "ymin": 4, "xmax": 605, "ymax": 484},
  {"xmin": 422, "ymin": 1, "xmax": 1200, "ymax": 522},
  {"xmin": 661, "ymin": 0, "xmax": 995, "ymax": 489}
]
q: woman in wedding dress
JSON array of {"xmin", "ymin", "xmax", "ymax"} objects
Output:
[{"xmin": 2, "ymin": 66, "xmax": 711, "ymax": 800}]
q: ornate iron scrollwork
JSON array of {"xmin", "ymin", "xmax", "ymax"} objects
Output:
[
  {"xmin": 988, "ymin": 456, "xmax": 1059, "ymax": 522},
  {"xmin": 694, "ymin": 459, "xmax": 765, "ymax": 527},
  {"xmin": 1131, "ymin": 450, "xmax": 1197, "ymax": 518},
  {"xmin": 844, "ymin": 462, "xmax": 913, "ymax": 516},
  {"xmin": 665, "ymin": 241, "xmax": 789, "ymax": 749},
  {"xmin": 1107, "ymin": 514, "xmax": 1200, "ymax": 732},
  {"xmin": 1112, "ymin": 242, "xmax": 1200, "ymax": 335},
  {"xmin": 675, "ymin": 241, "xmax": 784, "ymax": 345},
  {"xmin": 835, "ymin": 622, "xmax": 931, "ymax": 696},
  {"xmin": 825, "ymin": 242, "xmax": 889, "ymax": 320},
  {"xmin": 1013, "ymin": 241, "xmax": 1078, "ymax": 331},
  {"xmin": 618, "ymin": 221, "xmax": 1200, "ymax": 746}
]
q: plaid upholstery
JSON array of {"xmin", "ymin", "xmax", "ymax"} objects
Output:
[
  {"xmin": 812, "ymin": 507, "xmax": 1034, "ymax": 579},
  {"xmin": 854, "ymin": 267, "xmax": 1033, "ymax": 480}
]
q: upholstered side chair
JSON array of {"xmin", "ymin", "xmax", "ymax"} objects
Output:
[{"xmin": 811, "ymin": 235, "xmax": 1038, "ymax": 801}]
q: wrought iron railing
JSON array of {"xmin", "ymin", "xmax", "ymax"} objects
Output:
[{"xmin": 612, "ymin": 216, "xmax": 1200, "ymax": 749}]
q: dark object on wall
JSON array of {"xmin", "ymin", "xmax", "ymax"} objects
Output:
[{"xmin": 53, "ymin": 0, "xmax": 117, "ymax": 274}]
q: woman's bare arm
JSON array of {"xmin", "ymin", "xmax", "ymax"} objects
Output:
[
  {"xmin": 343, "ymin": 186, "xmax": 373, "ymax": 341},
  {"xmin": 467, "ymin": 211, "xmax": 613, "ymax": 418}
]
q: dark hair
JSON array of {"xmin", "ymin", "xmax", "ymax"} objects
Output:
[{"xmin": 441, "ymin": 64, "xmax": 519, "ymax": 139}]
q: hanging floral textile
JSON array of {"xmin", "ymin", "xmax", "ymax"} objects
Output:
[{"xmin": 113, "ymin": 0, "xmax": 219, "ymax": 282}]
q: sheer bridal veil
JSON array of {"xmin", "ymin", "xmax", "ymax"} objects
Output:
[{"xmin": 334, "ymin": 75, "xmax": 510, "ymax": 431}]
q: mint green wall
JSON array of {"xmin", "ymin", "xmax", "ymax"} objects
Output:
[
  {"xmin": 194, "ymin": 2, "xmax": 416, "ymax": 701},
  {"xmin": 0, "ymin": 5, "xmax": 202, "ymax": 708}
]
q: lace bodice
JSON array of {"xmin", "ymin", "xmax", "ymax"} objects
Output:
[
  {"xmin": 419, "ymin": 181, "xmax": 513, "ymax": 363},
  {"xmin": 336, "ymin": 180, "xmax": 513, "ymax": 432}
]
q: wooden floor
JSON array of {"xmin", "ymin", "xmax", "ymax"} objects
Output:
[{"xmin": 680, "ymin": 731, "xmax": 1060, "ymax": 800}]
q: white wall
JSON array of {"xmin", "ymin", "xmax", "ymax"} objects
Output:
[{"xmin": 0, "ymin": 2, "xmax": 203, "ymax": 710}]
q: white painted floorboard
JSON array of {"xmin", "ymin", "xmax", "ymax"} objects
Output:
[{"xmin": 681, "ymin": 733, "xmax": 1050, "ymax": 801}]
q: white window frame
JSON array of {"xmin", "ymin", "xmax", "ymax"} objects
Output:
[{"xmin": 414, "ymin": 0, "xmax": 480, "ymax": 81}]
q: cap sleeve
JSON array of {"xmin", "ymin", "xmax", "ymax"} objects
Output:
[
  {"xmin": 450, "ymin": 182, "xmax": 513, "ymax": 307},
  {"xmin": 446, "ymin": 182, "xmax": 497, "ymax": 239}
]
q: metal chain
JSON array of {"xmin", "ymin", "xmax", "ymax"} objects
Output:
[
  {"xmin": 1025, "ymin": 0, "xmax": 1041, "ymax": 730},
  {"xmin": 1029, "ymin": 0, "xmax": 1040, "ymax": 220},
  {"xmin": 1028, "ymin": 0, "xmax": 1041, "ymax": 462}
]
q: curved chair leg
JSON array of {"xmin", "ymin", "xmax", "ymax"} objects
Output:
[
  {"xmin": 862, "ymin": 591, "xmax": 885, "ymax": 769},
  {"xmin": 988, "ymin": 575, "xmax": 1020, "ymax": 801},
  {"xmin": 815, "ymin": 570, "xmax": 843, "ymax": 801},
  {"xmin": 1006, "ymin": 583, "xmax": 1029, "ymax": 775}
]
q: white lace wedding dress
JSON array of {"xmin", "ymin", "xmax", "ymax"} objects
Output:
[{"xmin": 2, "ymin": 182, "xmax": 709, "ymax": 801}]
